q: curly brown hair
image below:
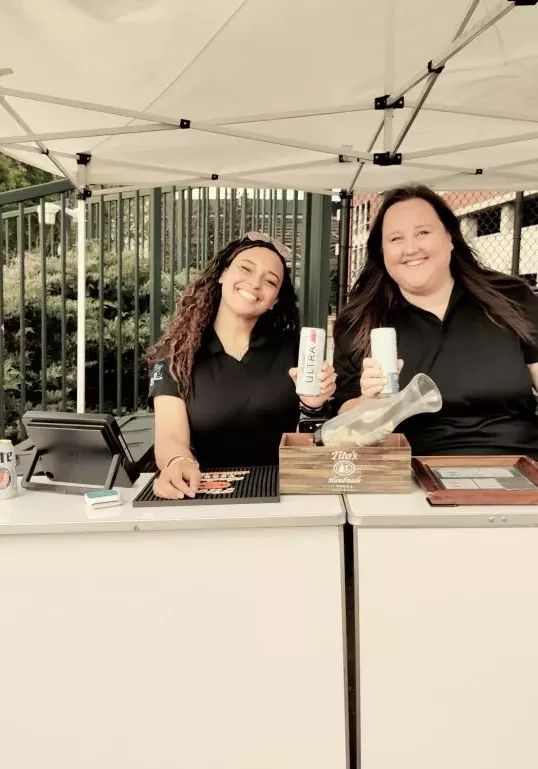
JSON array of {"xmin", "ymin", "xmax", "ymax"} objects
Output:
[{"xmin": 147, "ymin": 237, "xmax": 300, "ymax": 398}]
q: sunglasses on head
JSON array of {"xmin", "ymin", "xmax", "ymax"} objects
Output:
[{"xmin": 241, "ymin": 231, "xmax": 291, "ymax": 262}]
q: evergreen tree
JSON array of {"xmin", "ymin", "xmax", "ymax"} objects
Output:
[{"xmin": 0, "ymin": 154, "xmax": 54, "ymax": 193}]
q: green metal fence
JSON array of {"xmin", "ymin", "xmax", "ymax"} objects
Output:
[
  {"xmin": 88, "ymin": 185, "xmax": 305, "ymax": 308},
  {"xmin": 1, "ymin": 181, "xmax": 339, "ymax": 440}
]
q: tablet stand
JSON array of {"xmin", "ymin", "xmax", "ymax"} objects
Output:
[{"xmin": 21, "ymin": 449, "xmax": 122, "ymax": 495}]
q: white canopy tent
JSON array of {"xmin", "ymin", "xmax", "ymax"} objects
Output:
[
  {"xmin": 2, "ymin": 0, "xmax": 538, "ymax": 194},
  {"xmin": 1, "ymin": 0, "xmax": 538, "ymax": 409}
]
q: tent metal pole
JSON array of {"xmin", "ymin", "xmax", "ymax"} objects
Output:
[
  {"xmin": 191, "ymin": 122, "xmax": 372, "ymax": 161},
  {"xmin": 392, "ymin": 77, "xmax": 438, "ymax": 154},
  {"xmin": 0, "ymin": 86, "xmax": 369, "ymax": 164},
  {"xmin": 350, "ymin": 121, "xmax": 384, "ymax": 190},
  {"xmin": 0, "ymin": 143, "xmax": 43, "ymax": 154},
  {"xmin": 383, "ymin": 0, "xmax": 396, "ymax": 152},
  {"xmin": 411, "ymin": 167, "xmax": 537, "ymax": 189},
  {"xmin": 223, "ymin": 157, "xmax": 336, "ymax": 179},
  {"xmin": 393, "ymin": 0, "xmax": 496, "ymax": 153},
  {"xmin": 0, "ymin": 119, "xmax": 372, "ymax": 166},
  {"xmin": 0, "ymin": 123, "xmax": 177, "ymax": 145},
  {"xmin": 209, "ymin": 174, "xmax": 330, "ymax": 194},
  {"xmin": 75, "ymin": 151, "xmax": 91, "ymax": 414},
  {"xmin": 403, "ymin": 159, "xmax": 480, "ymax": 174},
  {"xmin": 337, "ymin": 191, "xmax": 352, "ymax": 313},
  {"xmin": 90, "ymin": 178, "xmax": 329, "ymax": 198},
  {"xmin": 76, "ymin": 196, "xmax": 87, "ymax": 413},
  {"xmin": 453, "ymin": 0, "xmax": 482, "ymax": 38},
  {"xmin": 511, "ymin": 192, "xmax": 524, "ymax": 276},
  {"xmin": 2, "ymin": 145, "xmax": 77, "ymax": 160},
  {"xmin": 209, "ymin": 101, "xmax": 373, "ymax": 125},
  {"xmin": 89, "ymin": 156, "xmax": 205, "ymax": 179},
  {"xmin": 0, "ymin": 94, "xmax": 82, "ymax": 190},
  {"xmin": 404, "ymin": 158, "xmax": 538, "ymax": 180},
  {"xmin": 10, "ymin": 80, "xmax": 531, "ymax": 133},
  {"xmin": 476, "ymin": 168, "xmax": 538, "ymax": 183},
  {"xmin": 0, "ymin": 85, "xmax": 373, "ymax": 126},
  {"xmin": 388, "ymin": 0, "xmax": 515, "ymax": 105},
  {"xmin": 404, "ymin": 128, "xmax": 538, "ymax": 160},
  {"xmin": 420, "ymin": 102, "xmax": 538, "ymax": 124},
  {"xmin": 213, "ymin": 100, "xmax": 538, "ymax": 127},
  {"xmin": 299, "ymin": 194, "xmax": 331, "ymax": 329},
  {"xmin": 149, "ymin": 188, "xmax": 163, "ymax": 344},
  {"xmin": 0, "ymin": 85, "xmax": 184, "ymax": 126},
  {"xmin": 487, "ymin": 157, "xmax": 538, "ymax": 173}
]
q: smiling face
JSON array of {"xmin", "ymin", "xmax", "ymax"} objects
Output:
[
  {"xmin": 381, "ymin": 197, "xmax": 453, "ymax": 296},
  {"xmin": 218, "ymin": 246, "xmax": 284, "ymax": 319}
]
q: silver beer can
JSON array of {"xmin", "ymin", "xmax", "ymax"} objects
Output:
[
  {"xmin": 370, "ymin": 327, "xmax": 399, "ymax": 397},
  {"xmin": 296, "ymin": 327, "xmax": 326, "ymax": 397},
  {"xmin": 0, "ymin": 438, "xmax": 18, "ymax": 499}
]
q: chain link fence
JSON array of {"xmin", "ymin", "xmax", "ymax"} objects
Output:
[{"xmin": 350, "ymin": 191, "xmax": 538, "ymax": 289}]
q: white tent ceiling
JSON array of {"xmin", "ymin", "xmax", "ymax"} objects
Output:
[{"xmin": 2, "ymin": 0, "xmax": 538, "ymax": 195}]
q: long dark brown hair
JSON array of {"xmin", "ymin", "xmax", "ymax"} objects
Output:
[
  {"xmin": 147, "ymin": 237, "xmax": 300, "ymax": 397},
  {"xmin": 335, "ymin": 184, "xmax": 534, "ymax": 356}
]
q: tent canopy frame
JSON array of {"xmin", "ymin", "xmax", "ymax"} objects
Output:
[{"xmin": 0, "ymin": 0, "xmax": 536, "ymax": 195}]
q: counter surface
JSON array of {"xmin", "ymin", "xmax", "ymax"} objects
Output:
[
  {"xmin": 0, "ymin": 475, "xmax": 346, "ymax": 534},
  {"xmin": 346, "ymin": 480, "xmax": 538, "ymax": 527}
]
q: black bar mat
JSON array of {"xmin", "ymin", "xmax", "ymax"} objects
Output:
[{"xmin": 132, "ymin": 466, "xmax": 279, "ymax": 507}]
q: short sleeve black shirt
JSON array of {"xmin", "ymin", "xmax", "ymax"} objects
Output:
[
  {"xmin": 149, "ymin": 326, "xmax": 300, "ymax": 468},
  {"xmin": 333, "ymin": 280, "xmax": 538, "ymax": 458}
]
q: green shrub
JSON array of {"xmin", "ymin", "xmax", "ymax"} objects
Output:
[{"xmin": 2, "ymin": 241, "xmax": 189, "ymax": 439}]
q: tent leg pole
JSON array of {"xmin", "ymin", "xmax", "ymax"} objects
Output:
[
  {"xmin": 76, "ymin": 197, "xmax": 86, "ymax": 413},
  {"xmin": 512, "ymin": 192, "xmax": 523, "ymax": 277},
  {"xmin": 300, "ymin": 193, "xmax": 331, "ymax": 330},
  {"xmin": 337, "ymin": 191, "xmax": 352, "ymax": 313}
]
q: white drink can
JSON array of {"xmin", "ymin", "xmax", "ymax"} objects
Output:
[
  {"xmin": 0, "ymin": 438, "xmax": 18, "ymax": 499},
  {"xmin": 370, "ymin": 327, "xmax": 399, "ymax": 397},
  {"xmin": 296, "ymin": 327, "xmax": 326, "ymax": 397}
]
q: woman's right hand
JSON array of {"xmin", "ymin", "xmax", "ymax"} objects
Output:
[
  {"xmin": 360, "ymin": 358, "xmax": 404, "ymax": 398},
  {"xmin": 153, "ymin": 459, "xmax": 201, "ymax": 499}
]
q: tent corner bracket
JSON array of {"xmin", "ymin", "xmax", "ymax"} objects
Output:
[
  {"xmin": 373, "ymin": 152, "xmax": 402, "ymax": 166},
  {"xmin": 375, "ymin": 95, "xmax": 404, "ymax": 110},
  {"xmin": 427, "ymin": 60, "xmax": 445, "ymax": 75}
]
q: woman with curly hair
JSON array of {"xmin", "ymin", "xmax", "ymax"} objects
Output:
[{"xmin": 147, "ymin": 232, "xmax": 336, "ymax": 499}]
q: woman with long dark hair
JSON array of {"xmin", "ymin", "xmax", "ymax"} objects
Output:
[
  {"xmin": 148, "ymin": 232, "xmax": 336, "ymax": 498},
  {"xmin": 333, "ymin": 185, "xmax": 538, "ymax": 457}
]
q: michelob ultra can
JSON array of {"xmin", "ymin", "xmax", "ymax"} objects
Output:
[
  {"xmin": 0, "ymin": 438, "xmax": 18, "ymax": 499},
  {"xmin": 296, "ymin": 327, "xmax": 326, "ymax": 397},
  {"xmin": 370, "ymin": 327, "xmax": 399, "ymax": 397}
]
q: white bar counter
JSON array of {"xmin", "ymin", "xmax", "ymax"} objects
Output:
[
  {"xmin": 346, "ymin": 485, "xmax": 538, "ymax": 769},
  {"xmin": 0, "ymin": 477, "xmax": 349, "ymax": 769}
]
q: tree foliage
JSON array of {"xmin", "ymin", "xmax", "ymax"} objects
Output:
[
  {"xmin": 0, "ymin": 154, "xmax": 54, "ymax": 194},
  {"xmin": 2, "ymin": 241, "xmax": 188, "ymax": 440}
]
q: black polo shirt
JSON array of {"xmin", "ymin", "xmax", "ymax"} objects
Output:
[
  {"xmin": 149, "ymin": 326, "xmax": 300, "ymax": 468},
  {"xmin": 333, "ymin": 280, "xmax": 538, "ymax": 458}
]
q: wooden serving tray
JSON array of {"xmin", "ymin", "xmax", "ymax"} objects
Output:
[{"xmin": 412, "ymin": 455, "xmax": 538, "ymax": 506}]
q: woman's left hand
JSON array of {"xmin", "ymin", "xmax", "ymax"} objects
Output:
[{"xmin": 289, "ymin": 361, "xmax": 337, "ymax": 410}]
